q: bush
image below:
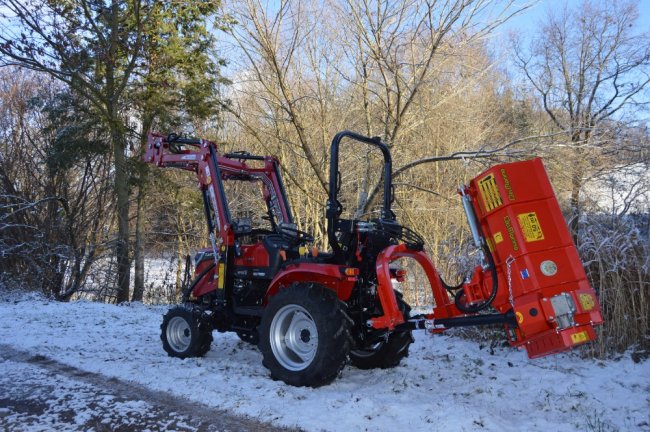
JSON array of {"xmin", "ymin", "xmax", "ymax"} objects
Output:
[{"xmin": 578, "ymin": 213, "xmax": 649, "ymax": 357}]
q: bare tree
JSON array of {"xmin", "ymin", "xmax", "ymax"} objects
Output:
[
  {"xmin": 339, "ymin": 0, "xmax": 520, "ymax": 143},
  {"xmin": 221, "ymin": 0, "xmax": 525, "ymax": 244},
  {"xmin": 0, "ymin": 0, "xmax": 146, "ymax": 302},
  {"xmin": 225, "ymin": 0, "xmax": 334, "ymax": 194},
  {"xmin": 513, "ymin": 0, "xmax": 650, "ymax": 237},
  {"xmin": 0, "ymin": 68, "xmax": 114, "ymax": 299}
]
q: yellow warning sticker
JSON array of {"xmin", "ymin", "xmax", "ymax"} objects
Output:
[
  {"xmin": 493, "ymin": 232, "xmax": 504, "ymax": 244},
  {"xmin": 478, "ymin": 174, "xmax": 503, "ymax": 212},
  {"xmin": 218, "ymin": 262, "xmax": 225, "ymax": 289},
  {"xmin": 571, "ymin": 331, "xmax": 590, "ymax": 345},
  {"xmin": 486, "ymin": 237, "xmax": 495, "ymax": 252},
  {"xmin": 517, "ymin": 212, "xmax": 545, "ymax": 242},
  {"xmin": 579, "ymin": 293, "xmax": 595, "ymax": 311}
]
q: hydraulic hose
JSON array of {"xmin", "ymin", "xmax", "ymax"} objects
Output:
[
  {"xmin": 181, "ymin": 254, "xmax": 192, "ymax": 292},
  {"xmin": 454, "ymin": 244, "xmax": 499, "ymax": 313},
  {"xmin": 440, "ymin": 276, "xmax": 464, "ymax": 294}
]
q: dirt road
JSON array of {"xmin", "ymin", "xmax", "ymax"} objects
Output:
[{"xmin": 0, "ymin": 345, "xmax": 293, "ymax": 432}]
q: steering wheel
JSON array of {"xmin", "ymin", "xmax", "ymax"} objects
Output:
[{"xmin": 278, "ymin": 223, "xmax": 314, "ymax": 246}]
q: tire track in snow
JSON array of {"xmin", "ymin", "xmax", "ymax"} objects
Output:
[{"xmin": 0, "ymin": 344, "xmax": 298, "ymax": 432}]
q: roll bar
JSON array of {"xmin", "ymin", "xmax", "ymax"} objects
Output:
[{"xmin": 326, "ymin": 131, "xmax": 394, "ymax": 254}]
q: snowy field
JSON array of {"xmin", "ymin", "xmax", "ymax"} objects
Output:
[{"xmin": 0, "ymin": 290, "xmax": 648, "ymax": 432}]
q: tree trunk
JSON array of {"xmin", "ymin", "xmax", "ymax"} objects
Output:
[
  {"xmin": 569, "ymin": 132, "xmax": 586, "ymax": 244},
  {"xmin": 132, "ymin": 118, "xmax": 153, "ymax": 302},
  {"xmin": 112, "ymin": 126, "xmax": 131, "ymax": 303},
  {"xmin": 131, "ymin": 184, "xmax": 146, "ymax": 302},
  {"xmin": 569, "ymin": 166, "xmax": 582, "ymax": 244}
]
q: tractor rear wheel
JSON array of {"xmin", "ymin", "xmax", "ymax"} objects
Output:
[
  {"xmin": 161, "ymin": 306, "xmax": 213, "ymax": 358},
  {"xmin": 259, "ymin": 283, "xmax": 351, "ymax": 387},
  {"xmin": 350, "ymin": 292, "xmax": 414, "ymax": 369}
]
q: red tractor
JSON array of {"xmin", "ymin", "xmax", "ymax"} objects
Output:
[{"xmin": 144, "ymin": 130, "xmax": 603, "ymax": 387}]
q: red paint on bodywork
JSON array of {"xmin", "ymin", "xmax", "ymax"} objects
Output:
[
  {"xmin": 370, "ymin": 158, "xmax": 603, "ymax": 359},
  {"xmin": 266, "ymin": 263, "xmax": 356, "ymax": 302},
  {"xmin": 467, "ymin": 158, "xmax": 603, "ymax": 357},
  {"xmin": 370, "ymin": 243, "xmax": 460, "ymax": 330},
  {"xmin": 234, "ymin": 243, "xmax": 270, "ymax": 267}
]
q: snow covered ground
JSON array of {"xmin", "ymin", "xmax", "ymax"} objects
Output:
[
  {"xmin": 0, "ymin": 344, "xmax": 279, "ymax": 431},
  {"xmin": 0, "ymin": 290, "xmax": 648, "ymax": 432},
  {"xmin": 0, "ymin": 357, "xmax": 203, "ymax": 431}
]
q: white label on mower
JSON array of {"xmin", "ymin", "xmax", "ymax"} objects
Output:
[{"xmin": 540, "ymin": 260, "xmax": 558, "ymax": 276}]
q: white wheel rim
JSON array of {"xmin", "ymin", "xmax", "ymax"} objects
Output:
[
  {"xmin": 269, "ymin": 304, "xmax": 318, "ymax": 371},
  {"xmin": 167, "ymin": 316, "xmax": 191, "ymax": 352}
]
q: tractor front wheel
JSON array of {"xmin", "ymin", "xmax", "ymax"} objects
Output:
[
  {"xmin": 259, "ymin": 283, "xmax": 351, "ymax": 387},
  {"xmin": 161, "ymin": 306, "xmax": 213, "ymax": 358}
]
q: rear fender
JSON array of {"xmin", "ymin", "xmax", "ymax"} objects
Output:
[{"xmin": 265, "ymin": 263, "xmax": 356, "ymax": 302}]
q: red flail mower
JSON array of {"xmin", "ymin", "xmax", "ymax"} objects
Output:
[{"xmin": 144, "ymin": 131, "xmax": 603, "ymax": 387}]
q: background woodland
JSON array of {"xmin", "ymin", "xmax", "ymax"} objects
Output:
[{"xmin": 0, "ymin": 0, "xmax": 648, "ymax": 356}]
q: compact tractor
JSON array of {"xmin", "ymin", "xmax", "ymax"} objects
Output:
[{"xmin": 144, "ymin": 131, "xmax": 603, "ymax": 387}]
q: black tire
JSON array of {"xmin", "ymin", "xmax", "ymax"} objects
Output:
[
  {"xmin": 161, "ymin": 306, "xmax": 213, "ymax": 358},
  {"xmin": 350, "ymin": 292, "xmax": 414, "ymax": 369},
  {"xmin": 259, "ymin": 283, "xmax": 351, "ymax": 387}
]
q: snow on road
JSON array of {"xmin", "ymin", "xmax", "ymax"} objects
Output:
[
  {"xmin": 0, "ymin": 345, "xmax": 286, "ymax": 432},
  {"xmin": 0, "ymin": 290, "xmax": 648, "ymax": 432},
  {"xmin": 0, "ymin": 357, "xmax": 201, "ymax": 432}
]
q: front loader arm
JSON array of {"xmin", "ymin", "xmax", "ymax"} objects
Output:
[
  {"xmin": 143, "ymin": 133, "xmax": 236, "ymax": 305},
  {"xmin": 143, "ymin": 132, "xmax": 295, "ymax": 303},
  {"xmin": 144, "ymin": 133, "xmax": 233, "ymax": 245}
]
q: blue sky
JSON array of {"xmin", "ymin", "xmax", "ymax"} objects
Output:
[
  {"xmin": 495, "ymin": 0, "xmax": 649, "ymax": 123},
  {"xmin": 501, "ymin": 0, "xmax": 650, "ymax": 35}
]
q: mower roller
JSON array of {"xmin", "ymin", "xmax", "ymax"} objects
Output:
[{"xmin": 144, "ymin": 130, "xmax": 603, "ymax": 387}]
